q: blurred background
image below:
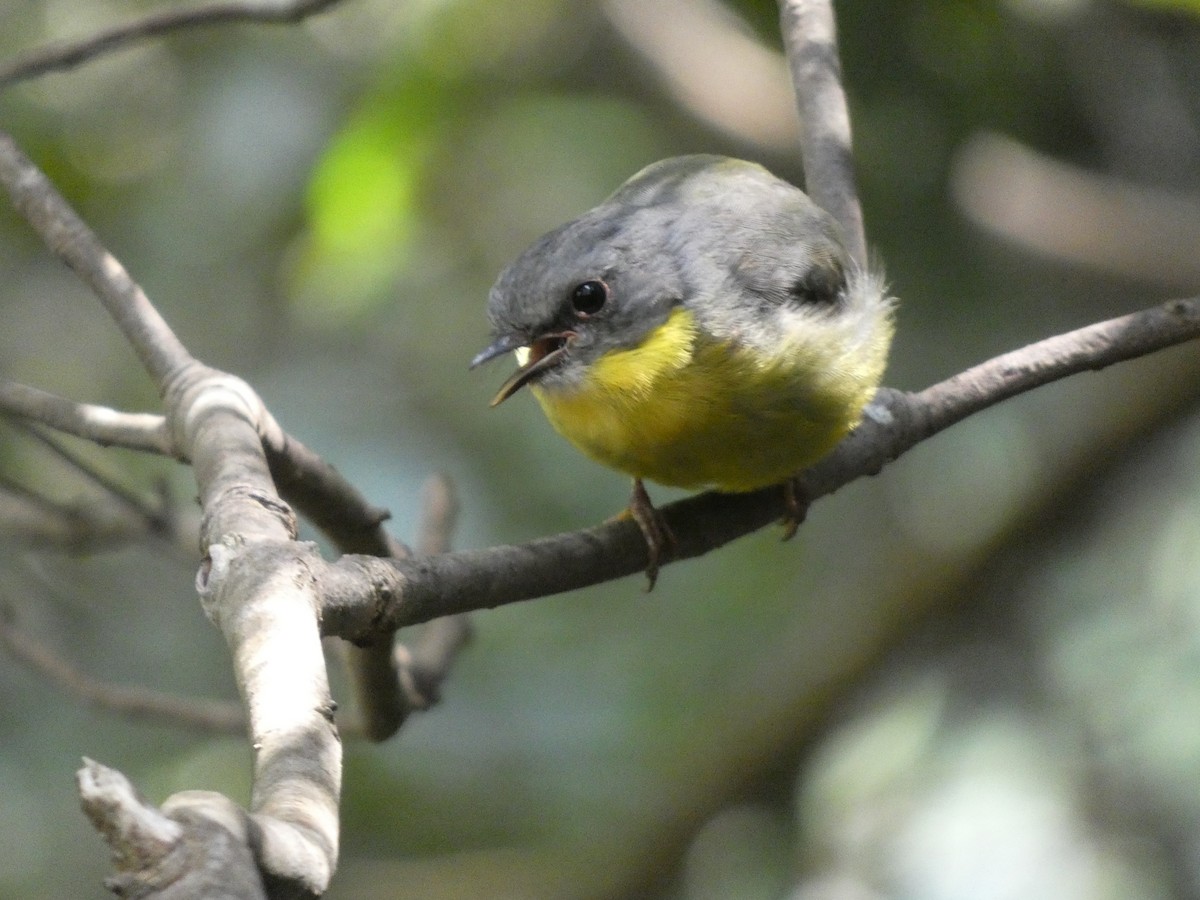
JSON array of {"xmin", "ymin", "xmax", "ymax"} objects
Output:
[{"xmin": 2, "ymin": 0, "xmax": 1200, "ymax": 896}]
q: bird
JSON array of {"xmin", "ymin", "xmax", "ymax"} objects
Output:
[{"xmin": 472, "ymin": 155, "xmax": 894, "ymax": 587}]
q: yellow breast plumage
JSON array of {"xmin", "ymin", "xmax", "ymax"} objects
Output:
[{"xmin": 530, "ymin": 301, "xmax": 890, "ymax": 492}]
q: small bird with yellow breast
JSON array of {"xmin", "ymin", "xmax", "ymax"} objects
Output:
[{"xmin": 472, "ymin": 155, "xmax": 894, "ymax": 586}]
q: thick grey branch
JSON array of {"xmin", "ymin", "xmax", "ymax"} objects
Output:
[
  {"xmin": 79, "ymin": 760, "xmax": 267, "ymax": 900},
  {"xmin": 181, "ymin": 375, "xmax": 340, "ymax": 893},
  {"xmin": 0, "ymin": 125, "xmax": 340, "ymax": 892}
]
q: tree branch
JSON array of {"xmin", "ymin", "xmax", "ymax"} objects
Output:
[
  {"xmin": 398, "ymin": 474, "xmax": 471, "ymax": 711},
  {"xmin": 0, "ymin": 606, "xmax": 245, "ymax": 732},
  {"xmin": 0, "ymin": 412, "xmax": 186, "ymax": 550},
  {"xmin": 778, "ymin": 0, "xmax": 866, "ymax": 265},
  {"xmin": 0, "ymin": 130, "xmax": 423, "ymax": 743},
  {"xmin": 17, "ymin": 422, "xmax": 174, "ymax": 528},
  {"xmin": 0, "ymin": 475, "xmax": 159, "ymax": 550},
  {"xmin": 323, "ymin": 474, "xmax": 470, "ymax": 738},
  {"xmin": 261, "ymin": 428, "xmax": 396, "ymax": 554},
  {"xmin": 79, "ymin": 760, "xmax": 268, "ymax": 900},
  {"xmin": 315, "ymin": 296, "xmax": 1200, "ymax": 636},
  {"xmin": 0, "ymin": 126, "xmax": 341, "ymax": 893},
  {"xmin": 0, "ymin": 0, "xmax": 345, "ymax": 88},
  {"xmin": 182, "ymin": 372, "xmax": 341, "ymax": 895},
  {"xmin": 261, "ymin": 423, "xmax": 424, "ymax": 742},
  {"xmin": 4, "ymin": 1, "xmax": 1197, "ymax": 895},
  {"xmin": 0, "ymin": 381, "xmax": 174, "ymax": 455},
  {"xmin": 0, "ymin": 132, "xmax": 194, "ymax": 389}
]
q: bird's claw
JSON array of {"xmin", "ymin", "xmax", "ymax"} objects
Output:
[
  {"xmin": 781, "ymin": 477, "xmax": 810, "ymax": 541},
  {"xmin": 627, "ymin": 479, "xmax": 676, "ymax": 590}
]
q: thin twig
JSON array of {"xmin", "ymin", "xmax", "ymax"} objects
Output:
[
  {"xmin": 0, "ymin": 475, "xmax": 157, "ymax": 550},
  {"xmin": 778, "ymin": 0, "xmax": 865, "ymax": 265},
  {"xmin": 0, "ymin": 132, "xmax": 193, "ymax": 389},
  {"xmin": 0, "ymin": 0, "xmax": 344, "ymax": 88},
  {"xmin": 17, "ymin": 422, "xmax": 173, "ymax": 534},
  {"xmin": 0, "ymin": 473, "xmax": 71, "ymax": 516},
  {"xmin": 400, "ymin": 474, "xmax": 471, "ymax": 711},
  {"xmin": 415, "ymin": 473, "xmax": 460, "ymax": 557},
  {"xmin": 0, "ymin": 606, "xmax": 245, "ymax": 732},
  {"xmin": 907, "ymin": 297, "xmax": 1200, "ymax": 431},
  {"xmin": 261, "ymin": 427, "xmax": 398, "ymax": 555},
  {"xmin": 0, "ymin": 381, "xmax": 173, "ymax": 455}
]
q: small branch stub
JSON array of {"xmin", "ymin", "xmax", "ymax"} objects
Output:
[
  {"xmin": 78, "ymin": 757, "xmax": 183, "ymax": 873},
  {"xmin": 78, "ymin": 761, "xmax": 267, "ymax": 898}
]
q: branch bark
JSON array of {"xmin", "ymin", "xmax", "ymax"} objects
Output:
[
  {"xmin": 779, "ymin": 0, "xmax": 866, "ymax": 265},
  {"xmin": 78, "ymin": 759, "xmax": 268, "ymax": 899},
  {"xmin": 0, "ymin": 128, "xmax": 341, "ymax": 895},
  {"xmin": 315, "ymin": 296, "xmax": 1200, "ymax": 635},
  {"xmin": 0, "ymin": 382, "xmax": 173, "ymax": 455},
  {"xmin": 3, "ymin": 1, "xmax": 1198, "ymax": 896}
]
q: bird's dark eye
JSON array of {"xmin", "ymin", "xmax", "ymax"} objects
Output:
[{"xmin": 570, "ymin": 280, "xmax": 608, "ymax": 316}]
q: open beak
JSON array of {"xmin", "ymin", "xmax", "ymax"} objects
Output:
[{"xmin": 471, "ymin": 332, "xmax": 575, "ymax": 407}]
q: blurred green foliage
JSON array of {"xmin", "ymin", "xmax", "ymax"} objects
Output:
[{"xmin": 2, "ymin": 0, "xmax": 1200, "ymax": 898}]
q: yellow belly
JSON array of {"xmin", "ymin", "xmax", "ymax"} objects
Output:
[{"xmin": 530, "ymin": 307, "xmax": 885, "ymax": 492}]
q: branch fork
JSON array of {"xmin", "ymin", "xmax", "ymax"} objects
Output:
[{"xmin": 2, "ymin": 1, "xmax": 1199, "ymax": 897}]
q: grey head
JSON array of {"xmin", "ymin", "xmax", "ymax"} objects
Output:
[{"xmin": 472, "ymin": 155, "xmax": 850, "ymax": 403}]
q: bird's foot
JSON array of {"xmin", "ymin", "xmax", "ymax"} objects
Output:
[
  {"xmin": 780, "ymin": 476, "xmax": 811, "ymax": 541},
  {"xmin": 626, "ymin": 478, "xmax": 676, "ymax": 590}
]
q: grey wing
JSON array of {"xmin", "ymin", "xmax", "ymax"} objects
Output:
[{"xmin": 724, "ymin": 196, "xmax": 849, "ymax": 312}]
